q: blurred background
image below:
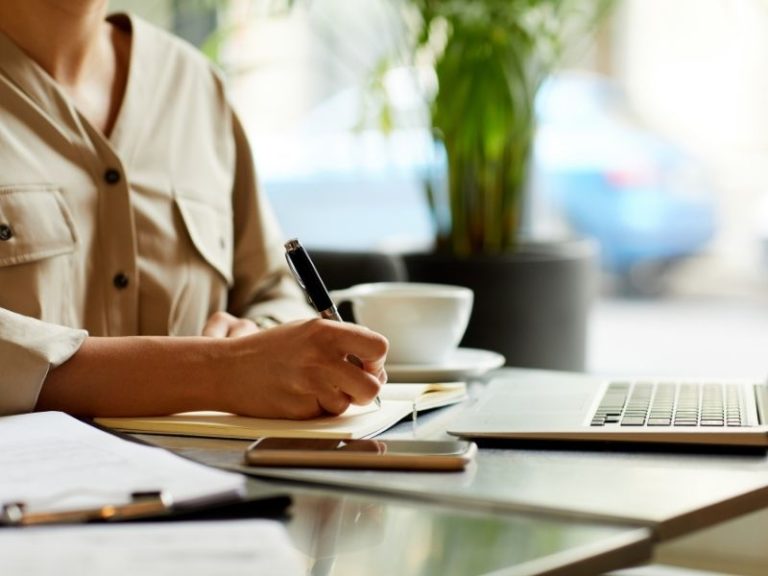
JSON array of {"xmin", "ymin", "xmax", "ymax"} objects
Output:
[{"xmin": 110, "ymin": 0, "xmax": 768, "ymax": 378}]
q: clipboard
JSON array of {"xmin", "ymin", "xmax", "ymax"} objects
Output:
[
  {"xmin": 0, "ymin": 412, "xmax": 292, "ymax": 528},
  {"xmin": 2, "ymin": 491, "xmax": 173, "ymax": 527},
  {"xmin": 1, "ymin": 489, "xmax": 293, "ymax": 528}
]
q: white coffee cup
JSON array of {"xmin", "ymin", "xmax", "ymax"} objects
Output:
[{"xmin": 330, "ymin": 282, "xmax": 474, "ymax": 365}]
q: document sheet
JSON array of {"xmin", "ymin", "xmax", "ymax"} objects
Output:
[{"xmin": 0, "ymin": 411, "xmax": 245, "ymax": 513}]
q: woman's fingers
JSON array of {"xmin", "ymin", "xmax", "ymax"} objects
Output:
[
  {"xmin": 315, "ymin": 387, "xmax": 353, "ymax": 415},
  {"xmin": 304, "ymin": 321, "xmax": 387, "ymax": 405},
  {"xmin": 227, "ymin": 318, "xmax": 259, "ymax": 338},
  {"xmin": 220, "ymin": 318, "xmax": 388, "ymax": 419},
  {"xmin": 202, "ymin": 311, "xmax": 231, "ymax": 337},
  {"xmin": 316, "ymin": 320, "xmax": 388, "ymax": 372},
  {"xmin": 203, "ymin": 311, "xmax": 258, "ymax": 338},
  {"xmin": 320, "ymin": 357, "xmax": 383, "ymax": 406}
]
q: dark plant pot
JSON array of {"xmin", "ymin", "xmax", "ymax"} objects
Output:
[{"xmin": 403, "ymin": 239, "xmax": 598, "ymax": 371}]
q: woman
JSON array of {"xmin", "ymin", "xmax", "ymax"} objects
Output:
[{"xmin": 0, "ymin": 1, "xmax": 387, "ymax": 418}]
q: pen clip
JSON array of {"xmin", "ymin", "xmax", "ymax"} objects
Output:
[{"xmin": 1, "ymin": 491, "xmax": 173, "ymax": 527}]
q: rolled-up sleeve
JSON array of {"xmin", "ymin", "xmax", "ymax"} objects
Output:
[{"xmin": 0, "ymin": 308, "xmax": 87, "ymax": 415}]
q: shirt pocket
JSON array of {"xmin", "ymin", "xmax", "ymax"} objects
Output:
[
  {"xmin": 0, "ymin": 184, "xmax": 78, "ymax": 322},
  {"xmin": 0, "ymin": 184, "xmax": 77, "ymax": 266},
  {"xmin": 175, "ymin": 192, "xmax": 234, "ymax": 287}
]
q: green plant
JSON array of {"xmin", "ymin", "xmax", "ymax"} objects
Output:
[
  {"xmin": 400, "ymin": 0, "xmax": 613, "ymax": 256},
  {"xmin": 190, "ymin": 0, "xmax": 610, "ymax": 256}
]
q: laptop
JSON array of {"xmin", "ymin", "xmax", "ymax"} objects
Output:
[{"xmin": 447, "ymin": 369, "xmax": 768, "ymax": 446}]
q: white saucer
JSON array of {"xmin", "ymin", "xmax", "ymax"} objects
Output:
[{"xmin": 386, "ymin": 348, "xmax": 505, "ymax": 383}]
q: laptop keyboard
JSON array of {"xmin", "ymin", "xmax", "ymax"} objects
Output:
[{"xmin": 590, "ymin": 381, "xmax": 746, "ymax": 427}]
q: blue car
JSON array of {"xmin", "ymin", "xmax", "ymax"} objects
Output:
[{"xmin": 533, "ymin": 73, "xmax": 717, "ymax": 295}]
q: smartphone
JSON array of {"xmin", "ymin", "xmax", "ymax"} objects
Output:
[{"xmin": 244, "ymin": 438, "xmax": 477, "ymax": 471}]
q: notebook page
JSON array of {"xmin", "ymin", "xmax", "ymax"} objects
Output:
[
  {"xmin": 95, "ymin": 401, "xmax": 415, "ymax": 440},
  {"xmin": 95, "ymin": 384, "xmax": 467, "ymax": 440},
  {"xmin": 380, "ymin": 382, "xmax": 466, "ymax": 404}
]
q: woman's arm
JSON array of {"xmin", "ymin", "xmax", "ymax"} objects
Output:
[{"xmin": 37, "ymin": 318, "xmax": 387, "ymax": 418}]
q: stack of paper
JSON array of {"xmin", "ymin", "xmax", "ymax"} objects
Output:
[{"xmin": 0, "ymin": 411, "xmax": 245, "ymax": 515}]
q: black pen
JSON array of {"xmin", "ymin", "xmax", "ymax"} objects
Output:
[{"xmin": 284, "ymin": 238, "xmax": 382, "ymax": 408}]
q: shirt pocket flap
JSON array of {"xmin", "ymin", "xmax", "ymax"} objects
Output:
[
  {"xmin": 175, "ymin": 194, "xmax": 234, "ymax": 287},
  {"xmin": 0, "ymin": 185, "xmax": 77, "ymax": 267}
]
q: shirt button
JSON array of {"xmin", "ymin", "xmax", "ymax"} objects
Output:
[
  {"xmin": 0, "ymin": 224, "xmax": 12, "ymax": 241},
  {"xmin": 113, "ymin": 273, "xmax": 130, "ymax": 290},
  {"xmin": 104, "ymin": 168, "xmax": 121, "ymax": 185}
]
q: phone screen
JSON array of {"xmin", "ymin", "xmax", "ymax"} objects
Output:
[{"xmin": 250, "ymin": 437, "xmax": 471, "ymax": 456}]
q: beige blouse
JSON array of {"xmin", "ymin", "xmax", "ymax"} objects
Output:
[{"xmin": 0, "ymin": 14, "xmax": 313, "ymax": 415}]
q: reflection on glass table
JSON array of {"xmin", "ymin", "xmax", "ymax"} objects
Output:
[{"xmin": 285, "ymin": 486, "xmax": 649, "ymax": 576}]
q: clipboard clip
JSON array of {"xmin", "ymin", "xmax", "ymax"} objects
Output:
[{"xmin": 1, "ymin": 490, "xmax": 173, "ymax": 527}]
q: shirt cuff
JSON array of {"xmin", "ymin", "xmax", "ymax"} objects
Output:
[{"xmin": 0, "ymin": 309, "xmax": 88, "ymax": 415}]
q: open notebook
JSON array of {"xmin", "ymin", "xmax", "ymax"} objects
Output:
[{"xmin": 95, "ymin": 383, "xmax": 466, "ymax": 440}]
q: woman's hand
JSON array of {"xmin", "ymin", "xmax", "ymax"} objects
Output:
[
  {"xmin": 202, "ymin": 311, "xmax": 260, "ymax": 338},
  {"xmin": 214, "ymin": 318, "xmax": 388, "ymax": 419}
]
